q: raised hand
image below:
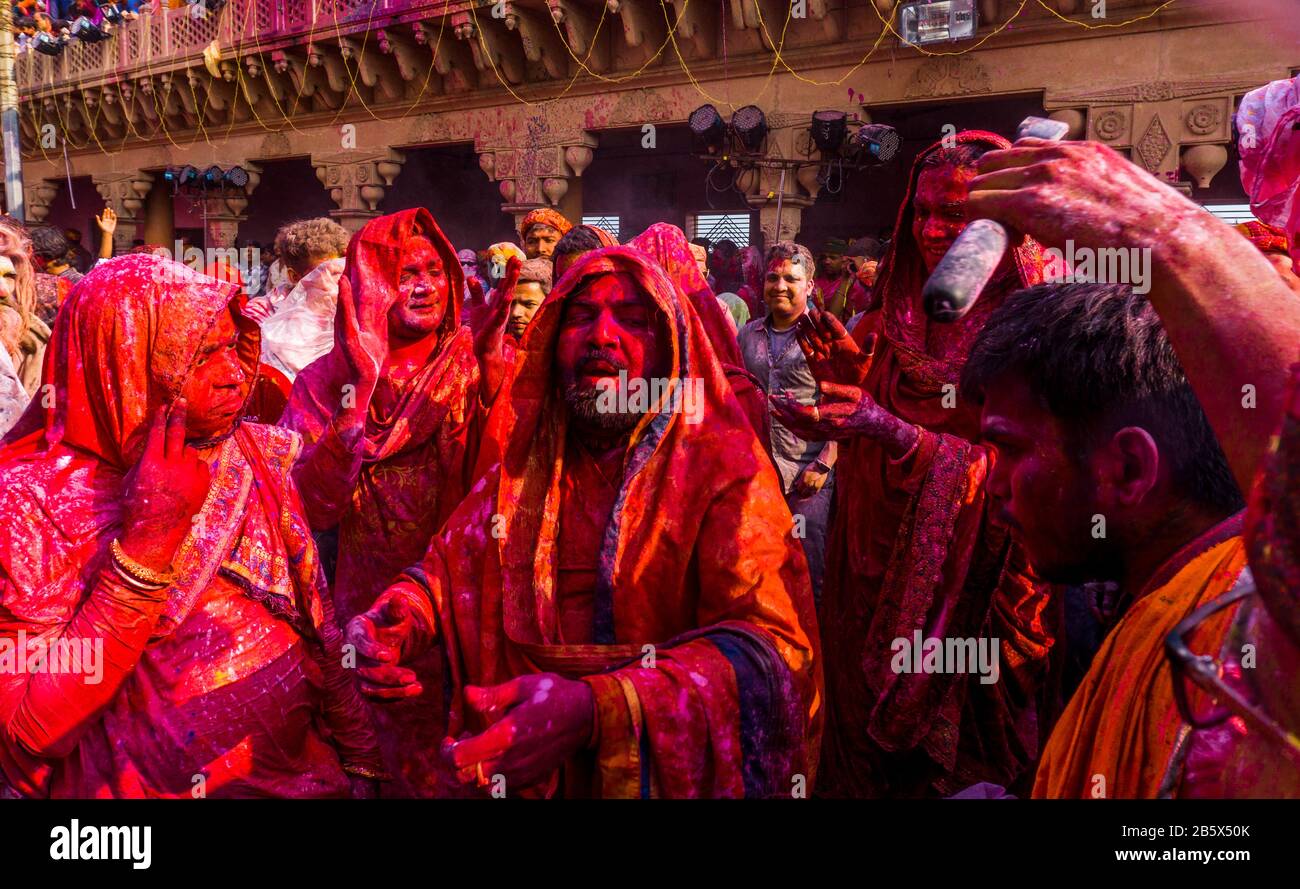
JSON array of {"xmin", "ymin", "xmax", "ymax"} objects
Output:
[
  {"xmin": 795, "ymin": 307, "xmax": 874, "ymax": 387},
  {"xmin": 770, "ymin": 382, "xmax": 918, "ymax": 458},
  {"xmin": 442, "ymin": 673, "xmax": 594, "ymax": 792},
  {"xmin": 119, "ymin": 401, "xmax": 211, "ymax": 573},
  {"xmin": 466, "ymin": 276, "xmax": 486, "ymax": 310},
  {"xmin": 473, "ymin": 256, "xmax": 519, "ymax": 406},
  {"xmin": 345, "ymin": 591, "xmax": 427, "ymax": 701},
  {"xmin": 94, "ymin": 207, "xmax": 117, "ymax": 236},
  {"xmin": 966, "ymin": 137, "xmax": 1195, "ymax": 258},
  {"xmin": 333, "ymin": 275, "xmax": 381, "ymax": 398}
]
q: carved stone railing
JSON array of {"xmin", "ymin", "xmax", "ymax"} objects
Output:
[
  {"xmin": 15, "ymin": 0, "xmax": 1180, "ymax": 98},
  {"xmin": 16, "ymin": 0, "xmax": 446, "ymax": 94}
]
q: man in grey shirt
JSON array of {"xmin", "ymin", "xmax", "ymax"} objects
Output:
[{"xmin": 738, "ymin": 241, "xmax": 836, "ymax": 603}]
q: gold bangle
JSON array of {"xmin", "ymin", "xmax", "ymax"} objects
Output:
[
  {"xmin": 111, "ymin": 539, "xmax": 177, "ymax": 588},
  {"xmin": 342, "ymin": 764, "xmax": 392, "ymax": 782},
  {"xmin": 110, "ymin": 560, "xmax": 169, "ymax": 592}
]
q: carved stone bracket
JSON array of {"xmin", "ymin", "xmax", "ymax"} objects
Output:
[
  {"xmin": 22, "ymin": 180, "xmax": 59, "ymax": 225},
  {"xmin": 477, "ymin": 131, "xmax": 598, "ymax": 221},
  {"xmin": 200, "ymin": 164, "xmax": 263, "ymax": 248},
  {"xmin": 92, "ymin": 170, "xmax": 156, "ymax": 252},
  {"xmin": 311, "ymin": 149, "xmax": 407, "ymax": 232},
  {"xmin": 1044, "ymin": 75, "xmax": 1277, "ymax": 189}
]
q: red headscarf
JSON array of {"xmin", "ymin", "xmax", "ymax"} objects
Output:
[
  {"xmin": 626, "ymin": 222, "xmax": 743, "ymax": 365},
  {"xmin": 287, "ymin": 207, "xmax": 469, "ymax": 464},
  {"xmin": 412, "ymin": 245, "xmax": 820, "ymax": 796},
  {"xmin": 819, "ymin": 131, "xmax": 1054, "ymax": 798},
  {"xmin": 3, "ymin": 254, "xmax": 258, "ymax": 467},
  {"xmin": 1237, "ymin": 73, "xmax": 1300, "ymax": 263}
]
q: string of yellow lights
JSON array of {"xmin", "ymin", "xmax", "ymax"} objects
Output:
[{"xmin": 25, "ymin": 0, "xmax": 1191, "ymax": 161}]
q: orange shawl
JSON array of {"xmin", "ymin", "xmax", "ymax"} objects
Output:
[
  {"xmin": 1033, "ymin": 516, "xmax": 1247, "ymax": 798},
  {"xmin": 400, "ymin": 246, "xmax": 821, "ymax": 797}
]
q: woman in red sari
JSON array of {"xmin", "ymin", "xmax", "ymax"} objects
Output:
[
  {"xmin": 281, "ymin": 208, "xmax": 504, "ymax": 796},
  {"xmin": 0, "ymin": 254, "xmax": 383, "ymax": 798},
  {"xmin": 348, "ymin": 246, "xmax": 821, "ymax": 797},
  {"xmin": 627, "ymin": 223, "xmax": 770, "ymax": 443},
  {"xmin": 776, "ymin": 131, "xmax": 1060, "ymax": 797}
]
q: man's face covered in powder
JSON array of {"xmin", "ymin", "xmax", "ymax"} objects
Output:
[{"xmin": 555, "ymin": 271, "xmax": 671, "ymax": 434}]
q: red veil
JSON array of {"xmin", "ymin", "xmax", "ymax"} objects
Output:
[
  {"xmin": 626, "ymin": 223, "xmax": 770, "ymax": 442},
  {"xmin": 0, "ymin": 255, "xmax": 381, "ymax": 797},
  {"xmin": 282, "ymin": 208, "xmax": 482, "ymax": 797},
  {"xmin": 397, "ymin": 246, "xmax": 821, "ymax": 797},
  {"xmin": 820, "ymin": 131, "xmax": 1059, "ymax": 797}
]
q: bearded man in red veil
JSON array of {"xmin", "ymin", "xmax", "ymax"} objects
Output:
[
  {"xmin": 281, "ymin": 208, "xmax": 507, "ymax": 796},
  {"xmin": 347, "ymin": 245, "xmax": 821, "ymax": 798},
  {"xmin": 775, "ymin": 131, "xmax": 1062, "ymax": 797},
  {"xmin": 0, "ymin": 255, "xmax": 384, "ymax": 797}
]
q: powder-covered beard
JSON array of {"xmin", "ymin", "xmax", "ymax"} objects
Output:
[{"xmin": 562, "ymin": 381, "xmax": 643, "ymax": 434}]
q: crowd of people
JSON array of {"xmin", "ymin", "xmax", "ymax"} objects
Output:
[
  {"xmin": 8, "ymin": 2, "xmax": 226, "ymax": 55},
  {"xmin": 0, "ymin": 71, "xmax": 1297, "ymax": 799}
]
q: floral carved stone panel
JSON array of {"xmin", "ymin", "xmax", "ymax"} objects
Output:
[{"xmin": 1134, "ymin": 115, "xmax": 1173, "ymax": 172}]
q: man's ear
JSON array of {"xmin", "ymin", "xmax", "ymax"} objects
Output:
[
  {"xmin": 1099, "ymin": 426, "xmax": 1161, "ymax": 509},
  {"xmin": 285, "ymin": 267, "xmax": 301, "ymax": 286}
]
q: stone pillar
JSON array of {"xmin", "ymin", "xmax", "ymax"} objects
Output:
[
  {"xmin": 92, "ymin": 171, "xmax": 155, "ymax": 253},
  {"xmin": 200, "ymin": 165, "xmax": 262, "ymax": 249},
  {"xmin": 737, "ymin": 117, "xmax": 820, "ymax": 247},
  {"xmin": 142, "ymin": 178, "xmax": 175, "ymax": 248},
  {"xmin": 477, "ymin": 132, "xmax": 597, "ymax": 234},
  {"xmin": 22, "ymin": 179, "xmax": 59, "ymax": 225},
  {"xmin": 311, "ymin": 149, "xmax": 406, "ymax": 233}
]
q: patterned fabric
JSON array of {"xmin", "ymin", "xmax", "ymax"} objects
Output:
[
  {"xmin": 399, "ymin": 246, "xmax": 821, "ymax": 797},
  {"xmin": 282, "ymin": 208, "xmax": 482, "ymax": 797},
  {"xmin": 1237, "ymin": 73, "xmax": 1300, "ymax": 262},
  {"xmin": 1234, "ymin": 220, "xmax": 1291, "ymax": 256},
  {"xmin": 1034, "ymin": 517, "xmax": 1247, "ymax": 798},
  {"xmin": 0, "ymin": 254, "xmax": 382, "ymax": 798},
  {"xmin": 819, "ymin": 131, "xmax": 1058, "ymax": 798}
]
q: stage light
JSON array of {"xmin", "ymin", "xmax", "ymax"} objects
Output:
[
  {"xmin": 187, "ymin": 0, "xmax": 229, "ymax": 16},
  {"xmin": 898, "ymin": 0, "xmax": 978, "ymax": 46},
  {"xmin": 71, "ymin": 17, "xmax": 111, "ymax": 43},
  {"xmin": 98, "ymin": 2, "xmax": 126, "ymax": 25},
  {"xmin": 851, "ymin": 124, "xmax": 901, "ymax": 164},
  {"xmin": 202, "ymin": 165, "xmax": 224, "ymax": 188},
  {"xmin": 731, "ymin": 105, "xmax": 768, "ymax": 152},
  {"xmin": 810, "ymin": 111, "xmax": 848, "ymax": 153},
  {"xmin": 223, "ymin": 166, "xmax": 250, "ymax": 188},
  {"xmin": 179, "ymin": 165, "xmax": 200, "ymax": 186},
  {"xmin": 689, "ymin": 104, "xmax": 727, "ymax": 154},
  {"xmin": 34, "ymin": 34, "xmax": 66, "ymax": 57}
]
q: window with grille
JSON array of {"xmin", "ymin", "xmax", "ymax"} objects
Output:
[
  {"xmin": 689, "ymin": 213, "xmax": 751, "ymax": 246},
  {"xmin": 1202, "ymin": 203, "xmax": 1258, "ymax": 225},
  {"xmin": 582, "ymin": 215, "xmax": 621, "ymax": 241}
]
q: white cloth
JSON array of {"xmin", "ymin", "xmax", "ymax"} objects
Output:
[
  {"xmin": 258, "ymin": 257, "xmax": 346, "ymax": 381},
  {"xmin": 0, "ymin": 344, "xmax": 30, "ymax": 437}
]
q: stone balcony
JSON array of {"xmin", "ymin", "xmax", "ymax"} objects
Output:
[{"xmin": 16, "ymin": 0, "xmax": 1197, "ymax": 140}]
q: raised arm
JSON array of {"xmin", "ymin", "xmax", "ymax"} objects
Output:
[{"xmin": 966, "ymin": 137, "xmax": 1300, "ymax": 495}]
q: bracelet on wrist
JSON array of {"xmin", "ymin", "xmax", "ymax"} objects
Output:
[{"xmin": 111, "ymin": 538, "xmax": 177, "ymax": 590}]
